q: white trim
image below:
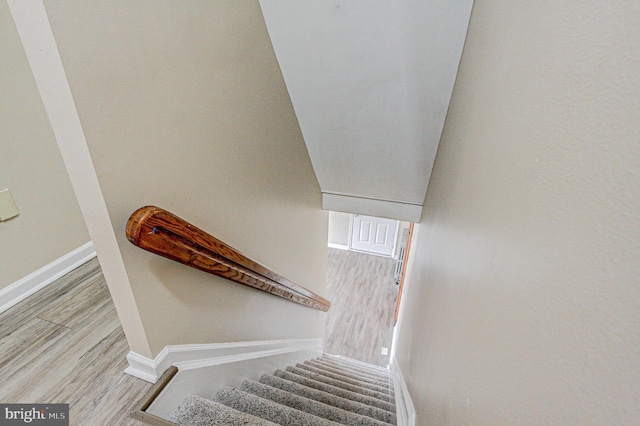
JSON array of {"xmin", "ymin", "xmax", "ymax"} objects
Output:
[
  {"xmin": 124, "ymin": 351, "xmax": 159, "ymax": 383},
  {"xmin": 323, "ymin": 192, "xmax": 422, "ymax": 222},
  {"xmin": 390, "ymin": 358, "xmax": 416, "ymax": 426},
  {"xmin": 125, "ymin": 338, "xmax": 323, "ymax": 383},
  {"xmin": 327, "ymin": 242, "xmax": 349, "ymax": 250},
  {"xmin": 0, "ymin": 242, "xmax": 95, "ymax": 314},
  {"xmin": 175, "ymin": 346, "xmax": 314, "ymax": 371}
]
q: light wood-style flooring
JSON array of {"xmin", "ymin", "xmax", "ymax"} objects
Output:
[
  {"xmin": 0, "ymin": 258, "xmax": 151, "ymax": 425},
  {"xmin": 0, "ymin": 249, "xmax": 397, "ymax": 424},
  {"xmin": 323, "ymin": 248, "xmax": 399, "ymax": 367}
]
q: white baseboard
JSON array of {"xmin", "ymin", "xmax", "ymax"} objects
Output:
[
  {"xmin": 125, "ymin": 338, "xmax": 324, "ymax": 383},
  {"xmin": 328, "ymin": 242, "xmax": 349, "ymax": 250},
  {"xmin": 390, "ymin": 358, "xmax": 416, "ymax": 426},
  {"xmin": 0, "ymin": 241, "xmax": 96, "ymax": 314}
]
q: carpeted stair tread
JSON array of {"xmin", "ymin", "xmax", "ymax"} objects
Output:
[
  {"xmin": 309, "ymin": 359, "xmax": 394, "ymax": 388},
  {"xmin": 239, "ymin": 379, "xmax": 392, "ymax": 426},
  {"xmin": 307, "ymin": 359, "xmax": 392, "ymax": 383},
  {"xmin": 319, "ymin": 355, "xmax": 390, "ymax": 377},
  {"xmin": 259, "ymin": 373, "xmax": 397, "ymax": 424},
  {"xmin": 322, "ymin": 354, "xmax": 389, "ymax": 372},
  {"xmin": 214, "ymin": 386, "xmax": 340, "ymax": 426},
  {"xmin": 287, "ymin": 366, "xmax": 394, "ymax": 403},
  {"xmin": 274, "ymin": 369, "xmax": 395, "ymax": 412},
  {"xmin": 315, "ymin": 359, "xmax": 392, "ymax": 384},
  {"xmin": 170, "ymin": 355, "xmax": 398, "ymax": 425},
  {"xmin": 318, "ymin": 356, "xmax": 390, "ymax": 380},
  {"xmin": 302, "ymin": 361, "xmax": 393, "ymax": 391},
  {"xmin": 171, "ymin": 394, "xmax": 278, "ymax": 426},
  {"xmin": 294, "ymin": 363, "xmax": 393, "ymax": 397}
]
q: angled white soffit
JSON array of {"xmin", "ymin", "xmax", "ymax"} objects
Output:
[{"xmin": 259, "ymin": 1, "xmax": 473, "ymax": 222}]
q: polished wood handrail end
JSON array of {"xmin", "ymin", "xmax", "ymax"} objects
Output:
[
  {"xmin": 126, "ymin": 206, "xmax": 332, "ymax": 312},
  {"xmin": 126, "ymin": 205, "xmax": 163, "ymax": 245}
]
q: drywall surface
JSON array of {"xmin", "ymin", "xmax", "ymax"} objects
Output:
[
  {"xmin": 260, "ymin": 0, "xmax": 473, "ymax": 219},
  {"xmin": 44, "ymin": 1, "xmax": 328, "ymax": 357},
  {"xmin": 328, "ymin": 211, "xmax": 351, "ymax": 248},
  {"xmin": 0, "ymin": 0, "xmax": 89, "ymax": 289},
  {"xmin": 394, "ymin": 1, "xmax": 640, "ymax": 424}
]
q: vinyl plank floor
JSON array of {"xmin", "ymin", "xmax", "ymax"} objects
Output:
[
  {"xmin": 39, "ymin": 267, "xmax": 110, "ymax": 328},
  {"xmin": 0, "ymin": 258, "xmax": 151, "ymax": 425},
  {"xmin": 0, "ymin": 261, "xmax": 101, "ymax": 338},
  {"xmin": 323, "ymin": 248, "xmax": 399, "ymax": 367}
]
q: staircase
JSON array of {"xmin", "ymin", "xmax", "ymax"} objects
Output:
[{"xmin": 170, "ymin": 354, "xmax": 396, "ymax": 425}]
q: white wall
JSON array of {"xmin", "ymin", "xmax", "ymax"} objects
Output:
[
  {"xmin": 260, "ymin": 0, "xmax": 473, "ymax": 221},
  {"xmin": 328, "ymin": 211, "xmax": 351, "ymax": 249},
  {"xmin": 394, "ymin": 1, "xmax": 640, "ymax": 424},
  {"xmin": 43, "ymin": 1, "xmax": 328, "ymax": 357},
  {"xmin": 0, "ymin": 0, "xmax": 89, "ymax": 289}
]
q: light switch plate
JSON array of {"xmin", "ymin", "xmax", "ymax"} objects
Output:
[{"xmin": 0, "ymin": 189, "xmax": 19, "ymax": 221}]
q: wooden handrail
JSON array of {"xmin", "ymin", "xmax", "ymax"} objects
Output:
[{"xmin": 126, "ymin": 206, "xmax": 330, "ymax": 312}]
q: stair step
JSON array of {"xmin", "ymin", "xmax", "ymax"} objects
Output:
[
  {"xmin": 274, "ymin": 369, "xmax": 395, "ymax": 413},
  {"xmin": 320, "ymin": 355, "xmax": 390, "ymax": 376},
  {"xmin": 310, "ymin": 358, "xmax": 395, "ymax": 387},
  {"xmin": 259, "ymin": 373, "xmax": 397, "ymax": 424},
  {"xmin": 319, "ymin": 355, "xmax": 391, "ymax": 379},
  {"xmin": 171, "ymin": 394, "xmax": 278, "ymax": 426},
  {"xmin": 170, "ymin": 355, "xmax": 398, "ymax": 425},
  {"xmin": 299, "ymin": 362, "xmax": 392, "ymax": 392},
  {"xmin": 240, "ymin": 379, "xmax": 392, "ymax": 426},
  {"xmin": 323, "ymin": 354, "xmax": 389, "ymax": 370},
  {"xmin": 214, "ymin": 386, "xmax": 340, "ymax": 426},
  {"xmin": 287, "ymin": 366, "xmax": 394, "ymax": 403}
]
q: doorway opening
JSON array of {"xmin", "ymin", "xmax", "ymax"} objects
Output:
[{"xmin": 323, "ymin": 211, "xmax": 414, "ymax": 367}]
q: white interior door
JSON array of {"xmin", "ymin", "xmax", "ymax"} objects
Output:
[{"xmin": 350, "ymin": 215, "xmax": 398, "ymax": 257}]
